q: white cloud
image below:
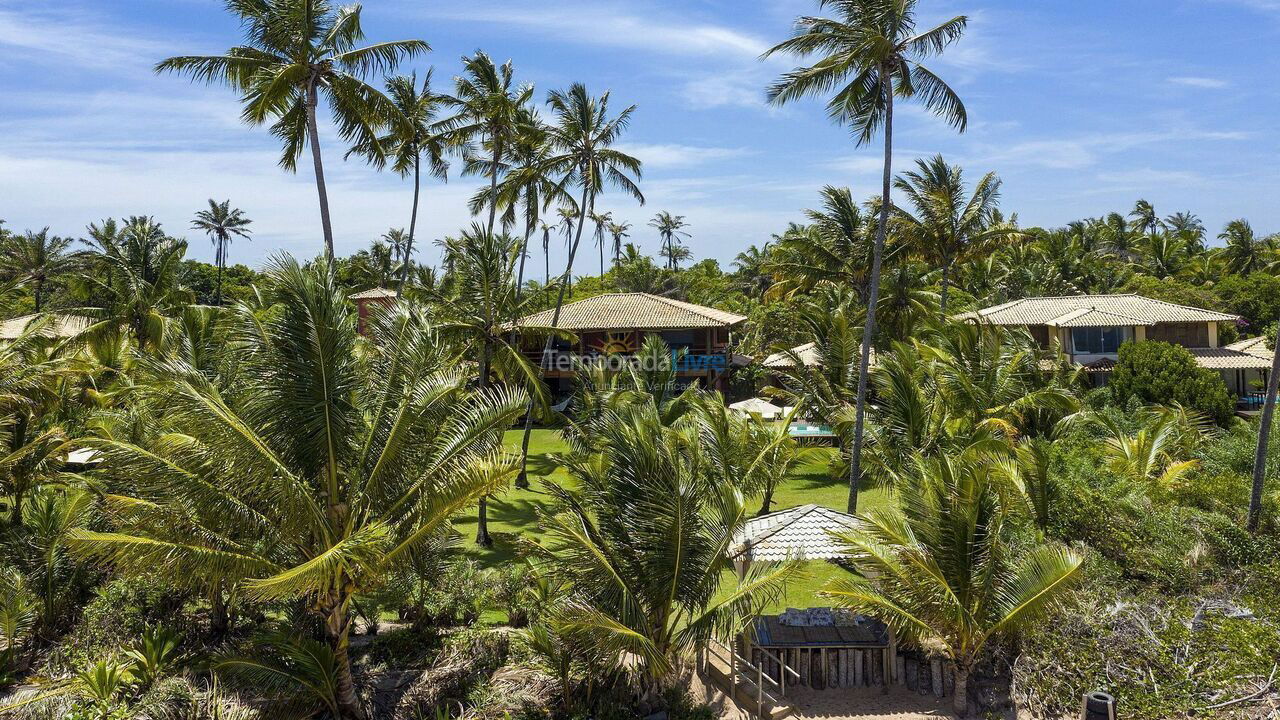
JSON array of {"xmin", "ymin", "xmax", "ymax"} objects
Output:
[
  {"xmin": 1095, "ymin": 168, "xmax": 1204, "ymax": 187},
  {"xmin": 1168, "ymin": 76, "xmax": 1229, "ymax": 88},
  {"xmin": 414, "ymin": 2, "xmax": 769, "ymax": 60},
  {"xmin": 613, "ymin": 143, "xmax": 750, "ymax": 169},
  {"xmin": 681, "ymin": 72, "xmax": 770, "ymax": 110},
  {"xmin": 0, "ymin": 5, "xmax": 175, "ymax": 71}
]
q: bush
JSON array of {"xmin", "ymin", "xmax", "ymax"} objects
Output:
[
  {"xmin": 1108, "ymin": 341, "xmax": 1235, "ymax": 425},
  {"xmin": 1214, "ymin": 272, "xmax": 1280, "ymax": 334}
]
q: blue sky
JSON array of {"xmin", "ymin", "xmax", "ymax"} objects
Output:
[{"xmin": 2, "ymin": 0, "xmax": 1279, "ymax": 270}]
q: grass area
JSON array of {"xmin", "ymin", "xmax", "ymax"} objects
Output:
[{"xmin": 452, "ymin": 428, "xmax": 892, "ymax": 614}]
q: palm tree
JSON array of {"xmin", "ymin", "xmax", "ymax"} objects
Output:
[
  {"xmin": 1165, "ymin": 211, "xmax": 1206, "ymax": 251},
  {"xmin": 190, "ymin": 200, "xmax": 252, "ymax": 305},
  {"xmin": 347, "ymin": 71, "xmax": 457, "ymax": 288},
  {"xmin": 607, "ymin": 220, "xmax": 632, "ymax": 266},
  {"xmin": 766, "ymin": 0, "xmax": 968, "ymax": 513},
  {"xmin": 485, "ymin": 113, "xmax": 575, "ymax": 297},
  {"xmin": 1250, "ymin": 334, "xmax": 1280, "ymax": 532},
  {"xmin": 0, "ymin": 229, "xmax": 74, "ymax": 312},
  {"xmin": 70, "ymin": 257, "xmax": 525, "ymax": 719},
  {"xmin": 1128, "ymin": 199, "xmax": 1162, "ymax": 237},
  {"xmin": 451, "ymin": 52, "xmax": 534, "ymax": 237},
  {"xmin": 590, "ymin": 211, "xmax": 613, "ymax": 276},
  {"xmin": 514, "ymin": 83, "xmax": 644, "ymax": 487},
  {"xmin": 531, "ymin": 399, "xmax": 799, "ymax": 703},
  {"xmin": 433, "ymin": 226, "xmax": 554, "ymax": 546},
  {"xmin": 648, "ymin": 211, "xmax": 690, "ymax": 270},
  {"xmin": 540, "ymin": 221, "xmax": 555, "ymax": 288},
  {"xmin": 893, "ymin": 155, "xmax": 1005, "ymax": 313},
  {"xmin": 1219, "ymin": 219, "xmax": 1275, "ymax": 275},
  {"xmin": 765, "ymin": 188, "xmax": 880, "ymax": 302},
  {"xmin": 824, "ymin": 447, "xmax": 1083, "ymax": 716},
  {"xmin": 382, "ymin": 228, "xmax": 409, "ymax": 270},
  {"xmin": 79, "ymin": 217, "xmax": 191, "ymax": 352},
  {"xmin": 156, "ymin": 0, "xmax": 427, "ymax": 259}
]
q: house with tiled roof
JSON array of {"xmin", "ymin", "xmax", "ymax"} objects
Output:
[
  {"xmin": 512, "ymin": 292, "xmax": 747, "ymax": 394},
  {"xmin": 348, "ymin": 287, "xmax": 398, "ymax": 335},
  {"xmin": 959, "ymin": 294, "xmax": 1271, "ymax": 402}
]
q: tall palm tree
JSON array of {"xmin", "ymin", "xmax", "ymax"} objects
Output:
[
  {"xmin": 540, "ymin": 220, "xmax": 554, "ymax": 289},
  {"xmin": 608, "ymin": 220, "xmax": 632, "ymax": 266},
  {"xmin": 893, "ymin": 155, "xmax": 1004, "ymax": 313},
  {"xmin": 157, "ymin": 0, "xmax": 427, "ymax": 259},
  {"xmin": 514, "ymin": 83, "xmax": 644, "ymax": 487},
  {"xmin": 348, "ymin": 71, "xmax": 458, "ymax": 288},
  {"xmin": 1165, "ymin": 210, "xmax": 1206, "ymax": 251},
  {"xmin": 766, "ymin": 0, "xmax": 968, "ymax": 512},
  {"xmin": 70, "ymin": 257, "xmax": 525, "ymax": 719},
  {"xmin": 382, "ymin": 228, "xmax": 409, "ymax": 270},
  {"xmin": 484, "ymin": 114, "xmax": 576, "ymax": 296},
  {"xmin": 1128, "ymin": 198, "xmax": 1162, "ymax": 237},
  {"xmin": 450, "ymin": 52, "xmax": 534, "ymax": 237},
  {"xmin": 1219, "ymin": 219, "xmax": 1276, "ymax": 275},
  {"xmin": 1250, "ymin": 333, "xmax": 1280, "ymax": 532},
  {"xmin": 190, "ymin": 199, "xmax": 252, "ymax": 305},
  {"xmin": 0, "ymin": 229, "xmax": 74, "ymax": 312},
  {"xmin": 590, "ymin": 211, "xmax": 612, "ymax": 276},
  {"xmin": 433, "ymin": 226, "xmax": 553, "ymax": 546},
  {"xmin": 824, "ymin": 447, "xmax": 1083, "ymax": 716},
  {"xmin": 648, "ymin": 211, "xmax": 690, "ymax": 270}
]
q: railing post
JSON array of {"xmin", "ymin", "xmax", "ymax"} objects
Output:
[{"xmin": 758, "ymin": 663, "xmax": 764, "ymax": 711}]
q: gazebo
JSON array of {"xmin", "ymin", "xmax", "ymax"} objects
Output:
[{"xmin": 723, "ymin": 505, "xmax": 896, "ymax": 695}]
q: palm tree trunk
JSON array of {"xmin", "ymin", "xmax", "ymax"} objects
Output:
[
  {"xmin": 953, "ymin": 664, "xmax": 970, "ymax": 717},
  {"xmin": 758, "ymin": 483, "xmax": 775, "ymax": 516},
  {"xmin": 517, "ymin": 184, "xmax": 593, "ymax": 487},
  {"xmin": 34, "ymin": 277, "xmax": 44, "ymax": 312},
  {"xmin": 847, "ymin": 68, "xmax": 893, "ymax": 514},
  {"xmin": 325, "ymin": 595, "xmax": 364, "ymax": 720},
  {"xmin": 210, "ymin": 580, "xmax": 228, "ymax": 636},
  {"xmin": 476, "ymin": 339, "xmax": 494, "ymax": 546},
  {"xmin": 939, "ymin": 262, "xmax": 950, "ymax": 315},
  {"xmin": 1248, "ymin": 336, "xmax": 1280, "ymax": 531},
  {"xmin": 215, "ymin": 240, "xmax": 225, "ymax": 305},
  {"xmin": 400, "ymin": 154, "xmax": 421, "ymax": 291},
  {"xmin": 486, "ymin": 137, "xmax": 503, "ymax": 237},
  {"xmin": 305, "ymin": 82, "xmax": 336, "ymax": 261}
]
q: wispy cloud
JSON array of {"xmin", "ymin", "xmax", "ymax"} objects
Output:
[
  {"xmin": 614, "ymin": 143, "xmax": 750, "ymax": 169},
  {"xmin": 414, "ymin": 2, "xmax": 769, "ymax": 60},
  {"xmin": 1168, "ymin": 76, "xmax": 1229, "ymax": 88},
  {"xmin": 0, "ymin": 5, "xmax": 174, "ymax": 70}
]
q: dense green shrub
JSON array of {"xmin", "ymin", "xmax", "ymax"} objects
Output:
[
  {"xmin": 1214, "ymin": 272, "xmax": 1280, "ymax": 334},
  {"xmin": 1108, "ymin": 341, "xmax": 1235, "ymax": 425}
]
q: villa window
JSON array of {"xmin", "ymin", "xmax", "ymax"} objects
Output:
[
  {"xmin": 660, "ymin": 330, "xmax": 696, "ymax": 349},
  {"xmin": 1071, "ymin": 326, "xmax": 1129, "ymax": 354}
]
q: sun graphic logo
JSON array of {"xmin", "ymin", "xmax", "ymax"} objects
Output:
[{"xmin": 592, "ymin": 331, "xmax": 635, "ymax": 356}]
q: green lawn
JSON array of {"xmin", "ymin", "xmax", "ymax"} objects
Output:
[{"xmin": 452, "ymin": 429, "xmax": 892, "ymax": 614}]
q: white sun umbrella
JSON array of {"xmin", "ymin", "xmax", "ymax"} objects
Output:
[{"xmin": 729, "ymin": 397, "xmax": 784, "ymax": 420}]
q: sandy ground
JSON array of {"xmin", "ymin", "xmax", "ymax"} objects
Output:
[{"xmin": 786, "ymin": 686, "xmax": 956, "ymax": 720}]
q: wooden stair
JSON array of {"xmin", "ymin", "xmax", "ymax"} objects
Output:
[{"xmin": 700, "ymin": 639, "xmax": 796, "ymax": 720}]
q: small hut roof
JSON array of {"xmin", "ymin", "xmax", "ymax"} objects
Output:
[{"xmin": 729, "ymin": 504, "xmax": 860, "ymax": 563}]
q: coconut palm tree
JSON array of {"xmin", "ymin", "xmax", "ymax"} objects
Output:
[
  {"xmin": 531, "ymin": 399, "xmax": 799, "ymax": 703},
  {"xmin": 190, "ymin": 200, "xmax": 252, "ymax": 305},
  {"xmin": 893, "ymin": 155, "xmax": 1005, "ymax": 313},
  {"xmin": 1128, "ymin": 199, "xmax": 1162, "ymax": 237},
  {"xmin": 1250, "ymin": 335, "xmax": 1280, "ymax": 532},
  {"xmin": 485, "ymin": 112, "xmax": 575, "ymax": 296},
  {"xmin": 766, "ymin": 0, "xmax": 968, "ymax": 513},
  {"xmin": 1165, "ymin": 211, "xmax": 1206, "ymax": 251},
  {"xmin": 69, "ymin": 256, "xmax": 525, "ymax": 719},
  {"xmin": 824, "ymin": 447, "xmax": 1083, "ymax": 716},
  {"xmin": 1219, "ymin": 219, "xmax": 1276, "ymax": 275},
  {"xmin": 450, "ymin": 52, "xmax": 534, "ymax": 237},
  {"xmin": 79, "ymin": 217, "xmax": 191, "ymax": 352},
  {"xmin": 382, "ymin": 228, "xmax": 409, "ymax": 270},
  {"xmin": 764, "ymin": 187, "xmax": 881, "ymax": 302},
  {"xmin": 432, "ymin": 226, "xmax": 554, "ymax": 546},
  {"xmin": 608, "ymin": 220, "xmax": 632, "ymax": 267},
  {"xmin": 513, "ymin": 84, "xmax": 644, "ymax": 486},
  {"xmin": 0, "ymin": 229, "xmax": 74, "ymax": 312},
  {"xmin": 156, "ymin": 0, "xmax": 427, "ymax": 259},
  {"xmin": 590, "ymin": 211, "xmax": 613, "ymax": 277},
  {"xmin": 347, "ymin": 71, "xmax": 457, "ymax": 288},
  {"xmin": 648, "ymin": 212, "xmax": 690, "ymax": 270}
]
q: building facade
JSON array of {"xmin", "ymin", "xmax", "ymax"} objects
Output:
[
  {"xmin": 513, "ymin": 292, "xmax": 747, "ymax": 397},
  {"xmin": 959, "ymin": 294, "xmax": 1272, "ymax": 403}
]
